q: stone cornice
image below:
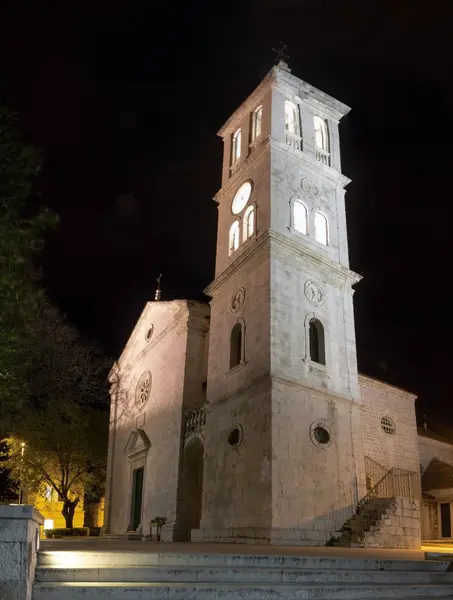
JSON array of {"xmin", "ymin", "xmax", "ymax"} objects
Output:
[
  {"xmin": 205, "ymin": 372, "xmax": 272, "ymax": 412},
  {"xmin": 213, "ymin": 139, "xmax": 270, "ymax": 204},
  {"xmin": 204, "ymin": 232, "xmax": 270, "ymax": 297},
  {"xmin": 269, "ymin": 138, "xmax": 351, "ymax": 189},
  {"xmin": 274, "ymin": 67, "xmax": 351, "ymax": 121},
  {"xmin": 271, "ymin": 374, "xmax": 359, "ymax": 407},
  {"xmin": 269, "ymin": 230, "xmax": 362, "ymax": 287},
  {"xmin": 217, "ymin": 69, "xmax": 275, "ymax": 137}
]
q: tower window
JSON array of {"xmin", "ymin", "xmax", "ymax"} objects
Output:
[
  {"xmin": 309, "ymin": 318, "xmax": 326, "ymax": 365},
  {"xmin": 293, "ymin": 200, "xmax": 308, "ymax": 235},
  {"xmin": 243, "ymin": 205, "xmax": 255, "ymax": 241},
  {"xmin": 231, "ymin": 128, "xmax": 242, "ymax": 164},
  {"xmin": 284, "ymin": 101, "xmax": 300, "ymax": 136},
  {"xmin": 230, "ymin": 322, "xmax": 244, "ymax": 368},
  {"xmin": 314, "ymin": 212, "xmax": 328, "ymax": 246},
  {"xmin": 251, "ymin": 106, "xmax": 262, "ymax": 141},
  {"xmin": 229, "ymin": 221, "xmax": 240, "ymax": 255},
  {"xmin": 314, "ymin": 116, "xmax": 329, "ymax": 151}
]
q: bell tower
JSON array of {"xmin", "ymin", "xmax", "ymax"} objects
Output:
[{"xmin": 193, "ymin": 61, "xmax": 365, "ymax": 545}]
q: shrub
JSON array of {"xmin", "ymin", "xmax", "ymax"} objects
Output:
[{"xmin": 44, "ymin": 527, "xmax": 89, "ymax": 538}]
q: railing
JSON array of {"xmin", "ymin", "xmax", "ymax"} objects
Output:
[
  {"xmin": 285, "ymin": 132, "xmax": 302, "ymax": 151},
  {"xmin": 316, "ymin": 147, "xmax": 331, "ymax": 166},
  {"xmin": 358, "ymin": 467, "xmax": 419, "ymax": 512},
  {"xmin": 184, "ymin": 406, "xmax": 206, "ymax": 437},
  {"xmin": 343, "ymin": 467, "xmax": 420, "ymax": 545},
  {"xmin": 364, "ymin": 456, "xmax": 387, "ymax": 491}
]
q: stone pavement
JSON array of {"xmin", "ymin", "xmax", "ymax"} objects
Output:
[{"xmin": 40, "ymin": 537, "xmax": 450, "ymax": 560}]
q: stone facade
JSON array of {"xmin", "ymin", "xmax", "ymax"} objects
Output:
[
  {"xmin": 103, "ymin": 300, "xmax": 209, "ymax": 541},
  {"xmin": 105, "ymin": 61, "xmax": 444, "ymax": 549}
]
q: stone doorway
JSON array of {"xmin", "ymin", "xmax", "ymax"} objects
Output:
[
  {"xmin": 177, "ymin": 437, "xmax": 204, "ymax": 541},
  {"xmin": 129, "ymin": 466, "xmax": 144, "ymax": 531}
]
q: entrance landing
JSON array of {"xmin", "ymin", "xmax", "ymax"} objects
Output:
[{"xmin": 40, "ymin": 537, "xmax": 444, "ymax": 560}]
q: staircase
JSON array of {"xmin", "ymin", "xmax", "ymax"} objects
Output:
[
  {"xmin": 330, "ymin": 466, "xmax": 421, "ymax": 548},
  {"xmin": 33, "ymin": 549, "xmax": 453, "ymax": 599}
]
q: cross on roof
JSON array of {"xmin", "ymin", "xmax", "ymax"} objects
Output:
[{"xmin": 272, "ymin": 42, "xmax": 289, "ymax": 65}]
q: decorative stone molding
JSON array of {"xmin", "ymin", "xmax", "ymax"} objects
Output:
[
  {"xmin": 304, "ymin": 280, "xmax": 325, "ymax": 307},
  {"xmin": 135, "ymin": 371, "xmax": 151, "ymax": 410},
  {"xmin": 301, "ymin": 177, "xmax": 319, "ymax": 197},
  {"xmin": 185, "ymin": 407, "xmax": 207, "ymax": 438},
  {"xmin": 230, "ymin": 287, "xmax": 246, "ymax": 313},
  {"xmin": 124, "ymin": 428, "xmax": 151, "ymax": 461}
]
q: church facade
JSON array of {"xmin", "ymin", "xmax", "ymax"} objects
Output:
[{"xmin": 103, "ymin": 62, "xmax": 453, "ymax": 548}]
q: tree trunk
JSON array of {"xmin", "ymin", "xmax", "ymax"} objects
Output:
[{"xmin": 62, "ymin": 498, "xmax": 79, "ymax": 529}]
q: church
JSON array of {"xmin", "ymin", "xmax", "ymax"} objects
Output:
[{"xmin": 103, "ymin": 60, "xmax": 453, "ymax": 548}]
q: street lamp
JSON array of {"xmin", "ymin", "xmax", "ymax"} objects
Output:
[{"xmin": 18, "ymin": 442, "xmax": 25, "ymax": 504}]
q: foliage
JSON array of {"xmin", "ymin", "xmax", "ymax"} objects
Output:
[
  {"xmin": 44, "ymin": 527, "xmax": 95, "ymax": 538},
  {"xmin": 0, "ymin": 106, "xmax": 58, "ymax": 433},
  {"xmin": 5, "ymin": 306, "xmax": 110, "ymax": 527},
  {"xmin": 0, "ymin": 440, "xmax": 18, "ymax": 502}
]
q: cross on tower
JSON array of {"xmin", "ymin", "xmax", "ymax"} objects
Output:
[
  {"xmin": 272, "ymin": 42, "xmax": 289, "ymax": 65},
  {"xmin": 155, "ymin": 274, "xmax": 162, "ymax": 301}
]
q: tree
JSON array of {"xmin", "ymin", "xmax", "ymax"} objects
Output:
[
  {"xmin": 0, "ymin": 440, "xmax": 18, "ymax": 503},
  {"xmin": 0, "ymin": 106, "xmax": 57, "ymax": 433},
  {"xmin": 5, "ymin": 305, "xmax": 110, "ymax": 528}
]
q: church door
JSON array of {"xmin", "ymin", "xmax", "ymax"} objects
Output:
[
  {"xmin": 130, "ymin": 467, "xmax": 144, "ymax": 531},
  {"xmin": 177, "ymin": 438, "xmax": 204, "ymax": 541}
]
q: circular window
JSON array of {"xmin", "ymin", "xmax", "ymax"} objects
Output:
[
  {"xmin": 314, "ymin": 426, "xmax": 330, "ymax": 445},
  {"xmin": 145, "ymin": 324, "xmax": 154, "ymax": 342},
  {"xmin": 135, "ymin": 371, "xmax": 152, "ymax": 410},
  {"xmin": 227, "ymin": 425, "xmax": 243, "ymax": 447},
  {"xmin": 381, "ymin": 416, "xmax": 395, "ymax": 435},
  {"xmin": 310, "ymin": 422, "xmax": 333, "ymax": 449}
]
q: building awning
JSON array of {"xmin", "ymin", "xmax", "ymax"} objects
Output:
[{"xmin": 422, "ymin": 458, "xmax": 453, "ymax": 491}]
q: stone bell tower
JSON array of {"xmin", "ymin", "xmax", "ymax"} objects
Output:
[{"xmin": 192, "ymin": 61, "xmax": 365, "ymax": 545}]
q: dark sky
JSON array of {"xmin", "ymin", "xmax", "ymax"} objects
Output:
[{"xmin": 1, "ymin": 0, "xmax": 453, "ymax": 425}]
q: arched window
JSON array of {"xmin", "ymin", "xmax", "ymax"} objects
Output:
[
  {"xmin": 229, "ymin": 221, "xmax": 240, "ymax": 255},
  {"xmin": 243, "ymin": 205, "xmax": 255, "ymax": 241},
  {"xmin": 251, "ymin": 106, "xmax": 262, "ymax": 141},
  {"xmin": 293, "ymin": 200, "xmax": 308, "ymax": 235},
  {"xmin": 314, "ymin": 211, "xmax": 328, "ymax": 246},
  {"xmin": 309, "ymin": 318, "xmax": 326, "ymax": 365},
  {"xmin": 284, "ymin": 101, "xmax": 300, "ymax": 135},
  {"xmin": 231, "ymin": 128, "xmax": 241, "ymax": 163},
  {"xmin": 230, "ymin": 322, "xmax": 244, "ymax": 368},
  {"xmin": 314, "ymin": 116, "xmax": 329, "ymax": 152}
]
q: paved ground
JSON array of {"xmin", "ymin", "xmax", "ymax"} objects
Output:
[{"xmin": 39, "ymin": 538, "xmax": 453, "ymax": 561}]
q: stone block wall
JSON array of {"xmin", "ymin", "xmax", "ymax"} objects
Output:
[
  {"xmin": 0, "ymin": 505, "xmax": 43, "ymax": 600},
  {"xmin": 363, "ymin": 497, "xmax": 421, "ymax": 549},
  {"xmin": 360, "ymin": 375, "xmax": 419, "ymax": 474}
]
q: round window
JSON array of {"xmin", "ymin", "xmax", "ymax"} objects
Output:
[
  {"xmin": 145, "ymin": 324, "xmax": 154, "ymax": 342},
  {"xmin": 314, "ymin": 425, "xmax": 330, "ymax": 445},
  {"xmin": 310, "ymin": 421, "xmax": 333, "ymax": 449},
  {"xmin": 227, "ymin": 425, "xmax": 243, "ymax": 447},
  {"xmin": 135, "ymin": 371, "xmax": 152, "ymax": 409},
  {"xmin": 381, "ymin": 416, "xmax": 395, "ymax": 435}
]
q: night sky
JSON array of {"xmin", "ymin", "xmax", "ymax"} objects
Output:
[{"xmin": 1, "ymin": 1, "xmax": 452, "ymax": 425}]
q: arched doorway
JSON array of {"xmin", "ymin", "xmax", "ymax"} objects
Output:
[{"xmin": 177, "ymin": 437, "xmax": 204, "ymax": 541}]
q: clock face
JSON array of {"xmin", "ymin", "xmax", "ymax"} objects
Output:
[{"xmin": 231, "ymin": 181, "xmax": 252, "ymax": 215}]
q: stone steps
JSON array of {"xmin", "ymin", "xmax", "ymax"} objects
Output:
[
  {"xmin": 36, "ymin": 551, "xmax": 450, "ymax": 570},
  {"xmin": 32, "ymin": 582, "xmax": 453, "ymax": 600},
  {"xmin": 35, "ymin": 565, "xmax": 453, "ymax": 584},
  {"xmin": 33, "ymin": 551, "xmax": 453, "ymax": 600}
]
